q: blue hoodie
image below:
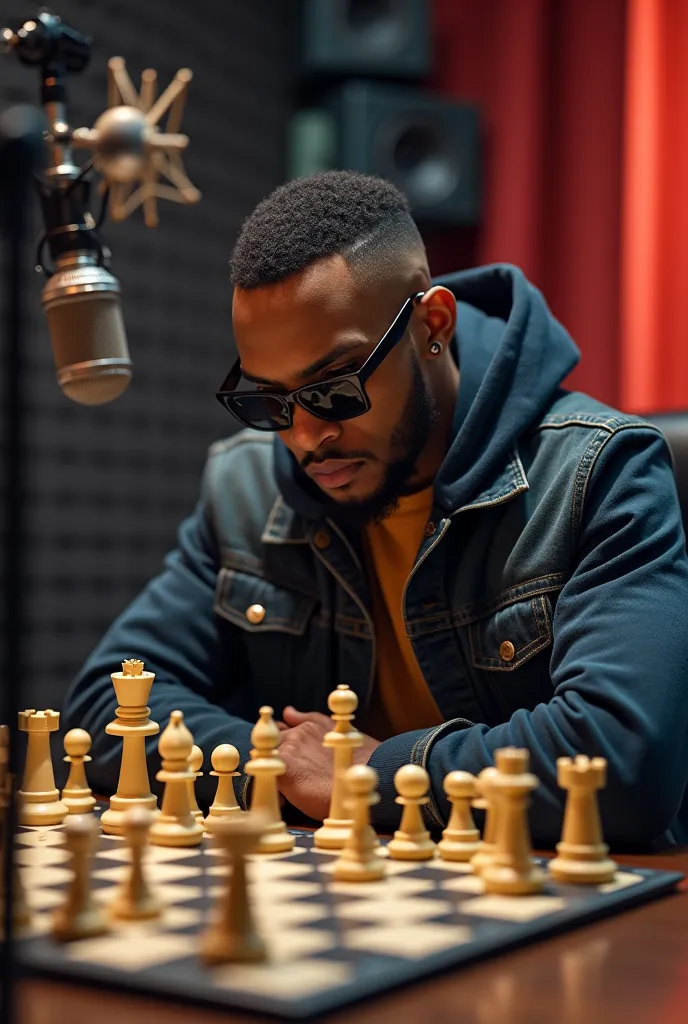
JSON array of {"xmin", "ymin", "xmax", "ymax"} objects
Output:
[{"xmin": 63, "ymin": 265, "xmax": 688, "ymax": 848}]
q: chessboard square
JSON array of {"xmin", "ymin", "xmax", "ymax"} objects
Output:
[
  {"xmin": 266, "ymin": 925, "xmax": 336, "ymax": 962},
  {"xmin": 92, "ymin": 862, "xmax": 202, "ymax": 885},
  {"xmin": 158, "ymin": 905, "xmax": 203, "ymax": 930},
  {"xmin": 597, "ymin": 871, "xmax": 643, "ymax": 894},
  {"xmin": 425, "ymin": 859, "xmax": 474, "ymax": 873},
  {"xmin": 15, "ymin": 830, "xmax": 65, "ymax": 848},
  {"xmin": 345, "ymin": 922, "xmax": 472, "ymax": 958},
  {"xmin": 209, "ymin": 880, "xmax": 323, "ymax": 903},
  {"xmin": 254, "ymin": 901, "xmax": 329, "ymax": 928},
  {"xmin": 26, "ymin": 887, "xmax": 66, "ymax": 911},
  {"xmin": 19, "ymin": 864, "xmax": 71, "ymax": 888},
  {"xmin": 214, "ymin": 958, "xmax": 354, "ymax": 998},
  {"xmin": 65, "ymin": 931, "xmax": 196, "ymax": 970},
  {"xmin": 441, "ymin": 875, "xmax": 486, "ymax": 895},
  {"xmin": 251, "ymin": 859, "xmax": 314, "ymax": 880},
  {"xmin": 328, "ymin": 877, "xmax": 435, "ymax": 900},
  {"xmin": 247, "ymin": 847, "xmax": 307, "ymax": 862},
  {"xmin": 15, "ymin": 846, "xmax": 70, "ymax": 868},
  {"xmin": 460, "ymin": 895, "xmax": 567, "ymax": 921},
  {"xmin": 93, "ymin": 882, "xmax": 202, "ymax": 906},
  {"xmin": 336, "ymin": 896, "xmax": 455, "ymax": 923}
]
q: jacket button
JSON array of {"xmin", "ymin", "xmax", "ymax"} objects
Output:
[
  {"xmin": 424, "ymin": 521, "xmax": 436, "ymax": 538},
  {"xmin": 500, "ymin": 640, "xmax": 516, "ymax": 662},
  {"xmin": 313, "ymin": 529, "xmax": 330, "ymax": 550},
  {"xmin": 246, "ymin": 603, "xmax": 266, "ymax": 624}
]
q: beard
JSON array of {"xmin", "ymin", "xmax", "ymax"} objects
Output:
[{"xmin": 311, "ymin": 352, "xmax": 439, "ymax": 529}]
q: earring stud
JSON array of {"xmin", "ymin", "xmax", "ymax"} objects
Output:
[{"xmin": 429, "ymin": 341, "xmax": 443, "ymax": 355}]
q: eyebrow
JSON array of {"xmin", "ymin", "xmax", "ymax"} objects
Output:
[{"xmin": 240, "ymin": 339, "xmax": 366, "ymax": 388}]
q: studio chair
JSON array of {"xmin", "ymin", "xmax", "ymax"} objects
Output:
[{"xmin": 643, "ymin": 411, "xmax": 688, "ymax": 541}]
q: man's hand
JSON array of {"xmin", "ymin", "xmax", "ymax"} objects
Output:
[{"xmin": 276, "ymin": 705, "xmax": 380, "ymax": 821}]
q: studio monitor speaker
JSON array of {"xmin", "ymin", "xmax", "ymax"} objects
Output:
[
  {"xmin": 300, "ymin": 0, "xmax": 431, "ymax": 80},
  {"xmin": 290, "ymin": 81, "xmax": 481, "ymax": 227}
]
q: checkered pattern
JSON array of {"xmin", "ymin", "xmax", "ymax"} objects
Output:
[{"xmin": 15, "ymin": 825, "xmax": 681, "ymax": 1019}]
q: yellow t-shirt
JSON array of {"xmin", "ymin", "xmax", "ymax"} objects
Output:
[{"xmin": 362, "ymin": 485, "xmax": 443, "ymax": 739}]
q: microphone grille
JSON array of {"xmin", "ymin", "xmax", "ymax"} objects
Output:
[{"xmin": 44, "ymin": 292, "xmax": 133, "ymax": 406}]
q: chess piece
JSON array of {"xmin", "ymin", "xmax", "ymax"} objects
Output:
[
  {"xmin": 17, "ymin": 709, "xmax": 68, "ymax": 826},
  {"xmin": 387, "ymin": 764, "xmax": 436, "ymax": 861},
  {"xmin": 438, "ymin": 771, "xmax": 481, "ymax": 862},
  {"xmin": 245, "ymin": 707, "xmax": 294, "ymax": 854},
  {"xmin": 100, "ymin": 659, "xmax": 160, "ymax": 835},
  {"xmin": 0, "ymin": 725, "xmax": 30, "ymax": 930},
  {"xmin": 204, "ymin": 744, "xmax": 243, "ymax": 834},
  {"xmin": 149, "ymin": 711, "xmax": 204, "ymax": 847},
  {"xmin": 333, "ymin": 765, "xmax": 386, "ymax": 882},
  {"xmin": 200, "ymin": 811, "xmax": 267, "ymax": 964},
  {"xmin": 481, "ymin": 747, "xmax": 545, "ymax": 895},
  {"xmin": 187, "ymin": 744, "xmax": 204, "ymax": 824},
  {"xmin": 110, "ymin": 808, "xmax": 161, "ymax": 920},
  {"xmin": 470, "ymin": 766, "xmax": 500, "ymax": 875},
  {"xmin": 52, "ymin": 814, "xmax": 110, "ymax": 941},
  {"xmin": 548, "ymin": 755, "xmax": 617, "ymax": 884},
  {"xmin": 314, "ymin": 685, "xmax": 364, "ymax": 850},
  {"xmin": 61, "ymin": 728, "xmax": 96, "ymax": 815}
]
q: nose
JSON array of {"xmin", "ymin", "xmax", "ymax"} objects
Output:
[{"xmin": 290, "ymin": 403, "xmax": 341, "ymax": 452}]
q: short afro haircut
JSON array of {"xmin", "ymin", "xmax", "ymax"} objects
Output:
[{"xmin": 230, "ymin": 170, "xmax": 426, "ymax": 291}]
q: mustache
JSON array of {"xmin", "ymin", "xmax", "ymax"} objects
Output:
[{"xmin": 300, "ymin": 449, "xmax": 378, "ymax": 470}]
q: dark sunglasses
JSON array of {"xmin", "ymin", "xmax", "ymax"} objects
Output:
[{"xmin": 216, "ymin": 291, "xmax": 425, "ymax": 432}]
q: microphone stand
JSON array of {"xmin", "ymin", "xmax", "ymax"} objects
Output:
[{"xmin": 0, "ymin": 105, "xmax": 43, "ymax": 1024}]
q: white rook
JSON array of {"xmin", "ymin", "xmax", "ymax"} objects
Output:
[{"xmin": 17, "ymin": 709, "xmax": 68, "ymax": 826}]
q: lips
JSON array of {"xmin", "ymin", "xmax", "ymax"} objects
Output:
[{"xmin": 307, "ymin": 460, "xmax": 364, "ymax": 490}]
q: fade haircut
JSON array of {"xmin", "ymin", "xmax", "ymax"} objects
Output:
[{"xmin": 230, "ymin": 170, "xmax": 426, "ymax": 291}]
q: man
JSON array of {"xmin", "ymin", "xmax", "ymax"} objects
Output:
[{"xmin": 63, "ymin": 170, "xmax": 688, "ymax": 847}]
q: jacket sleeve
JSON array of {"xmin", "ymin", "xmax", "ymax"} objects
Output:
[
  {"xmin": 61, "ymin": 474, "xmax": 254, "ymax": 807},
  {"xmin": 370, "ymin": 427, "xmax": 688, "ymax": 847}
]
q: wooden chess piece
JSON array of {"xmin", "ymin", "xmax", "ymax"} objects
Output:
[
  {"xmin": 204, "ymin": 744, "xmax": 243, "ymax": 834},
  {"xmin": 387, "ymin": 764, "xmax": 436, "ymax": 861},
  {"xmin": 52, "ymin": 815, "xmax": 110, "ymax": 941},
  {"xmin": 17, "ymin": 709, "xmax": 68, "ymax": 826},
  {"xmin": 110, "ymin": 807, "xmax": 161, "ymax": 920},
  {"xmin": 148, "ymin": 711, "xmax": 205, "ymax": 848},
  {"xmin": 200, "ymin": 811, "xmax": 267, "ymax": 965},
  {"xmin": 187, "ymin": 744, "xmax": 204, "ymax": 825},
  {"xmin": 470, "ymin": 766, "xmax": 500, "ymax": 875},
  {"xmin": 481, "ymin": 747, "xmax": 545, "ymax": 896},
  {"xmin": 0, "ymin": 725, "xmax": 30, "ymax": 930},
  {"xmin": 100, "ymin": 659, "xmax": 160, "ymax": 835},
  {"xmin": 61, "ymin": 728, "xmax": 96, "ymax": 815},
  {"xmin": 548, "ymin": 755, "xmax": 617, "ymax": 884},
  {"xmin": 438, "ymin": 771, "xmax": 481, "ymax": 862},
  {"xmin": 245, "ymin": 707, "xmax": 294, "ymax": 854},
  {"xmin": 333, "ymin": 765, "xmax": 386, "ymax": 882},
  {"xmin": 314, "ymin": 684, "xmax": 363, "ymax": 850}
]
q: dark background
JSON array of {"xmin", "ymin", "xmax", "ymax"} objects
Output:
[{"xmin": 2, "ymin": 0, "xmax": 290, "ymax": 709}]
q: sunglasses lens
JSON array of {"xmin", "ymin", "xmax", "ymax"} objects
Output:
[
  {"xmin": 299, "ymin": 379, "xmax": 368, "ymax": 421},
  {"xmin": 225, "ymin": 393, "xmax": 291, "ymax": 430}
]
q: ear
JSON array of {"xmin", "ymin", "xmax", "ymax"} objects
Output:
[{"xmin": 417, "ymin": 286, "xmax": 457, "ymax": 354}]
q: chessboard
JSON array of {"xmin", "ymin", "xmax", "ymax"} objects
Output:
[{"xmin": 15, "ymin": 814, "xmax": 683, "ymax": 1020}]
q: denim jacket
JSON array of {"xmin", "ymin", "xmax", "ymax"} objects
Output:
[{"xmin": 64, "ymin": 265, "xmax": 688, "ymax": 848}]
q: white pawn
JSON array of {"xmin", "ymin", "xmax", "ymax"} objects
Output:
[
  {"xmin": 246, "ymin": 707, "xmax": 294, "ymax": 854},
  {"xmin": 52, "ymin": 815, "xmax": 109, "ymax": 942},
  {"xmin": 438, "ymin": 771, "xmax": 481, "ymax": 862},
  {"xmin": 148, "ymin": 711, "xmax": 204, "ymax": 848},
  {"xmin": 387, "ymin": 764, "xmax": 436, "ymax": 861},
  {"xmin": 204, "ymin": 744, "xmax": 243, "ymax": 834},
  {"xmin": 61, "ymin": 729, "xmax": 96, "ymax": 815},
  {"xmin": 470, "ymin": 766, "xmax": 500, "ymax": 875},
  {"xmin": 333, "ymin": 765, "xmax": 386, "ymax": 882},
  {"xmin": 110, "ymin": 808, "xmax": 161, "ymax": 920},
  {"xmin": 187, "ymin": 744, "xmax": 204, "ymax": 825}
]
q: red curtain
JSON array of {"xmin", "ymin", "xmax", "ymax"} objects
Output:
[
  {"xmin": 429, "ymin": 0, "xmax": 627, "ymax": 408},
  {"xmin": 620, "ymin": 0, "xmax": 688, "ymax": 412}
]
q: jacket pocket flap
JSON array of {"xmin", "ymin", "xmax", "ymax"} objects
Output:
[
  {"xmin": 469, "ymin": 595, "xmax": 552, "ymax": 671},
  {"xmin": 214, "ymin": 568, "xmax": 318, "ymax": 636}
]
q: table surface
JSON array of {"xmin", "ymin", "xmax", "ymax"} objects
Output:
[{"xmin": 18, "ymin": 846, "xmax": 688, "ymax": 1024}]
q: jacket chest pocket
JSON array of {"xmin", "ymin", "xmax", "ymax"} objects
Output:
[
  {"xmin": 213, "ymin": 567, "xmax": 327, "ymax": 708},
  {"xmin": 469, "ymin": 594, "xmax": 552, "ymax": 671}
]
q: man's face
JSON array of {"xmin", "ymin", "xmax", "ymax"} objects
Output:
[{"xmin": 232, "ymin": 256, "xmax": 438, "ymax": 525}]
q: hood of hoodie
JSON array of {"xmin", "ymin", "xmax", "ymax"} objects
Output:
[{"xmin": 274, "ymin": 263, "xmax": 580, "ymax": 518}]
